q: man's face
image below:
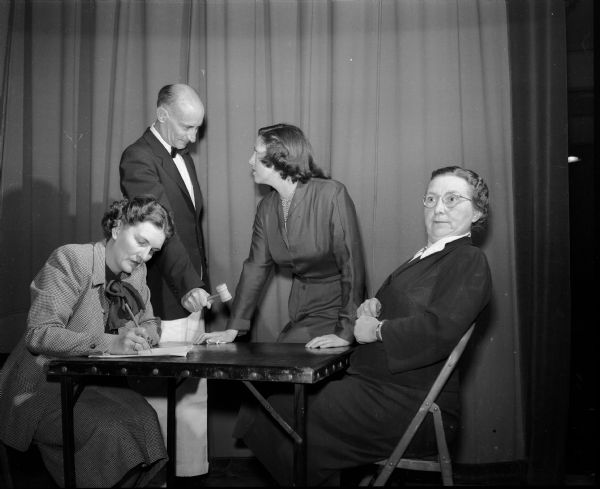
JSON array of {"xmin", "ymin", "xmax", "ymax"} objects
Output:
[{"xmin": 157, "ymin": 101, "xmax": 204, "ymax": 150}]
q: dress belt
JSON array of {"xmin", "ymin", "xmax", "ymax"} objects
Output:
[{"xmin": 292, "ymin": 273, "xmax": 341, "ymax": 284}]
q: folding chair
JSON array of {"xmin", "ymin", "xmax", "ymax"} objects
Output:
[{"xmin": 361, "ymin": 323, "xmax": 476, "ymax": 487}]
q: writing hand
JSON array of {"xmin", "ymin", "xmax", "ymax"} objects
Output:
[{"xmin": 110, "ymin": 329, "xmax": 152, "ymax": 354}]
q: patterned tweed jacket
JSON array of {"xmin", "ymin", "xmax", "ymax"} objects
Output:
[{"xmin": 0, "ymin": 241, "xmax": 157, "ymax": 450}]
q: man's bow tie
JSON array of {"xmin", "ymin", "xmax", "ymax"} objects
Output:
[{"xmin": 170, "ymin": 146, "xmax": 189, "ymax": 158}]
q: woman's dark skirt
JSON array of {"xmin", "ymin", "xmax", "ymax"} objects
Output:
[
  {"xmin": 233, "ymin": 372, "xmax": 459, "ymax": 486},
  {"xmin": 34, "ymin": 384, "xmax": 168, "ymax": 488}
]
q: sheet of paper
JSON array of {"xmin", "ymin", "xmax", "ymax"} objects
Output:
[
  {"xmin": 89, "ymin": 345, "xmax": 193, "ymax": 358},
  {"xmin": 89, "ymin": 312, "xmax": 204, "ymax": 357}
]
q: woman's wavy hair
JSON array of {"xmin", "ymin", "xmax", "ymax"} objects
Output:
[
  {"xmin": 257, "ymin": 123, "xmax": 329, "ymax": 183},
  {"xmin": 430, "ymin": 166, "xmax": 489, "ymax": 231},
  {"xmin": 101, "ymin": 195, "xmax": 175, "ymax": 240}
]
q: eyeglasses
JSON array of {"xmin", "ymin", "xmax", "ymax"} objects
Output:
[{"xmin": 423, "ymin": 192, "xmax": 472, "ymax": 209}]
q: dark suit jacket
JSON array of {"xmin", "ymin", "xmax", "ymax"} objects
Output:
[
  {"xmin": 349, "ymin": 236, "xmax": 492, "ymax": 391},
  {"xmin": 119, "ymin": 128, "xmax": 209, "ymax": 319}
]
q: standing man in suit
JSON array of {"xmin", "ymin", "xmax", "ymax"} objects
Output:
[
  {"xmin": 120, "ymin": 83, "xmax": 210, "ymax": 320},
  {"xmin": 119, "ymin": 84, "xmax": 212, "ymax": 480}
]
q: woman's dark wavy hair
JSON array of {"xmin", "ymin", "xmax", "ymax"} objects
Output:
[
  {"xmin": 430, "ymin": 166, "xmax": 489, "ymax": 230},
  {"xmin": 257, "ymin": 123, "xmax": 329, "ymax": 183},
  {"xmin": 101, "ymin": 195, "xmax": 175, "ymax": 240}
]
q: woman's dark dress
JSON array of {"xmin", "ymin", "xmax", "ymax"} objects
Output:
[
  {"xmin": 227, "ymin": 178, "xmax": 366, "ymax": 343},
  {"xmin": 235, "ymin": 236, "xmax": 492, "ymax": 485}
]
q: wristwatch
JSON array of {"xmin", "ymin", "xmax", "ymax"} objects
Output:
[{"xmin": 375, "ymin": 320, "xmax": 384, "ymax": 342}]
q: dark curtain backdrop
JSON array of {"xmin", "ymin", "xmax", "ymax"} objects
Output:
[
  {"xmin": 506, "ymin": 0, "xmax": 571, "ymax": 485},
  {"xmin": 0, "ymin": 0, "xmax": 570, "ymax": 483}
]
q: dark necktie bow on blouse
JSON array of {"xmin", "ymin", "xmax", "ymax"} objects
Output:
[
  {"xmin": 104, "ymin": 279, "xmax": 146, "ymax": 334},
  {"xmin": 170, "ymin": 146, "xmax": 189, "ymax": 158}
]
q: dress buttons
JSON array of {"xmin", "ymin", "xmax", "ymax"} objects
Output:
[{"xmin": 90, "ymin": 343, "xmax": 96, "ymax": 349}]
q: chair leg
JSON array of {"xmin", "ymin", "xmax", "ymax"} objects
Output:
[
  {"xmin": 431, "ymin": 404, "xmax": 453, "ymax": 486},
  {"xmin": 358, "ymin": 467, "xmax": 379, "ymax": 487},
  {"xmin": 0, "ymin": 442, "xmax": 15, "ymax": 489},
  {"xmin": 358, "ymin": 472, "xmax": 375, "ymax": 487}
]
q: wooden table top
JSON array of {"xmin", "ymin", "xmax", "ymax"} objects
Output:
[{"xmin": 46, "ymin": 342, "xmax": 354, "ymax": 384}]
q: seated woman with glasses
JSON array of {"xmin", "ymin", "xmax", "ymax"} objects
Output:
[
  {"xmin": 237, "ymin": 166, "xmax": 492, "ymax": 486},
  {"xmin": 0, "ymin": 196, "xmax": 173, "ymax": 487}
]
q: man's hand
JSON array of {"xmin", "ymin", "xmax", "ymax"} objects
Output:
[
  {"xmin": 356, "ymin": 298, "xmax": 381, "ymax": 318},
  {"xmin": 181, "ymin": 287, "xmax": 211, "ymax": 312},
  {"xmin": 354, "ymin": 316, "xmax": 379, "ymax": 344}
]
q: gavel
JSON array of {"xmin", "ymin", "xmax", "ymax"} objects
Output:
[{"xmin": 207, "ymin": 283, "xmax": 232, "ymax": 304}]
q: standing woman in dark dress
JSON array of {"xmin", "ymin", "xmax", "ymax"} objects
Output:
[
  {"xmin": 237, "ymin": 166, "xmax": 492, "ymax": 486},
  {"xmin": 198, "ymin": 123, "xmax": 366, "ymax": 348},
  {"xmin": 0, "ymin": 196, "xmax": 173, "ymax": 487}
]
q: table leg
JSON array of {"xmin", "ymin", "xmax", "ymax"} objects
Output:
[
  {"xmin": 241, "ymin": 381, "xmax": 302, "ymax": 443},
  {"xmin": 166, "ymin": 378, "xmax": 177, "ymax": 488},
  {"xmin": 293, "ymin": 384, "xmax": 306, "ymax": 487},
  {"xmin": 241, "ymin": 381, "xmax": 306, "ymax": 485},
  {"xmin": 61, "ymin": 376, "xmax": 76, "ymax": 488}
]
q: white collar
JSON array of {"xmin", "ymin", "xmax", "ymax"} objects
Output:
[
  {"xmin": 411, "ymin": 233, "xmax": 470, "ymax": 261},
  {"xmin": 150, "ymin": 124, "xmax": 173, "ymax": 154}
]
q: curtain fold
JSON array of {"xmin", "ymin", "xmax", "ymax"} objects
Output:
[
  {"xmin": 0, "ymin": 0, "xmax": 570, "ymax": 475},
  {"xmin": 506, "ymin": 0, "xmax": 570, "ymax": 484},
  {"xmin": 0, "ymin": 0, "xmax": 14, "ymax": 190}
]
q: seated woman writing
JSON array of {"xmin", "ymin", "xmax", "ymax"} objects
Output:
[
  {"xmin": 0, "ymin": 196, "xmax": 174, "ymax": 487},
  {"xmin": 236, "ymin": 166, "xmax": 493, "ymax": 486}
]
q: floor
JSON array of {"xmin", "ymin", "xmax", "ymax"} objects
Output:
[{"xmin": 3, "ymin": 446, "xmax": 597, "ymax": 487}]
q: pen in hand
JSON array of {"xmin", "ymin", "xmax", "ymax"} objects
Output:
[{"xmin": 123, "ymin": 303, "xmax": 151, "ymax": 353}]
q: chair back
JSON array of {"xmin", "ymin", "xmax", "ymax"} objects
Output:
[
  {"xmin": 418, "ymin": 323, "xmax": 475, "ymax": 411},
  {"xmin": 370, "ymin": 323, "xmax": 476, "ymax": 486}
]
